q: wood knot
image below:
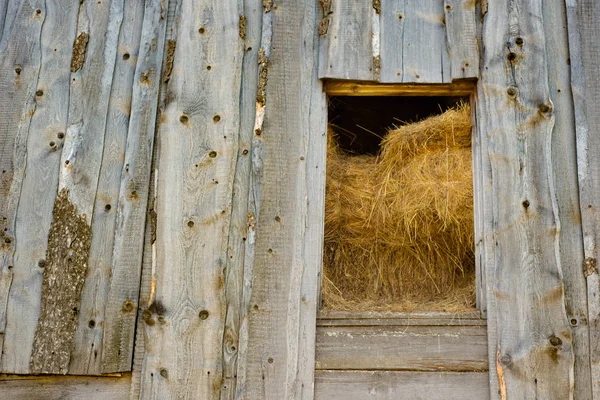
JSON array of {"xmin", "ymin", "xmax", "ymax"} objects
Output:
[
  {"xmin": 199, "ymin": 310, "xmax": 209, "ymax": 320},
  {"xmin": 549, "ymin": 335, "xmax": 562, "ymax": 346}
]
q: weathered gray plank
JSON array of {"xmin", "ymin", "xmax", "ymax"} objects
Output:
[
  {"xmin": 565, "ymin": 0, "xmax": 600, "ymax": 398},
  {"xmin": 220, "ymin": 0, "xmax": 262, "ymax": 398},
  {"xmin": 101, "ymin": 0, "xmax": 170, "ymax": 374},
  {"xmin": 314, "ymin": 370, "xmax": 490, "ymax": 400},
  {"xmin": 70, "ymin": 0, "xmax": 145, "ymax": 375},
  {"xmin": 316, "ymin": 325, "xmax": 488, "ymax": 371},
  {"xmin": 380, "ymin": 0, "xmax": 449, "ymax": 83},
  {"xmin": 237, "ymin": 0, "xmax": 326, "ymax": 398},
  {"xmin": 478, "ymin": 0, "xmax": 574, "ymax": 398},
  {"xmin": 443, "ymin": 0, "xmax": 479, "ymax": 80},
  {"xmin": 0, "ymin": 0, "xmax": 79, "ymax": 374},
  {"xmin": 0, "ymin": 374, "xmax": 131, "ymax": 400},
  {"xmin": 129, "ymin": 0, "xmax": 181, "ymax": 397},
  {"xmin": 543, "ymin": 1, "xmax": 592, "ymax": 399},
  {"xmin": 20, "ymin": 0, "xmax": 124, "ymax": 375},
  {"xmin": 138, "ymin": 0, "xmax": 244, "ymax": 397},
  {"xmin": 318, "ymin": 0, "xmax": 374, "ymax": 80}
]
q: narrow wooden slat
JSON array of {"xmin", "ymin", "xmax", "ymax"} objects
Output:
[
  {"xmin": 565, "ymin": 0, "xmax": 600, "ymax": 397},
  {"xmin": 138, "ymin": 0, "xmax": 244, "ymax": 397},
  {"xmin": 478, "ymin": 0, "xmax": 574, "ymax": 398},
  {"xmin": 543, "ymin": 1, "xmax": 592, "ymax": 398},
  {"xmin": 319, "ymin": 0, "xmax": 374, "ymax": 80},
  {"xmin": 220, "ymin": 0, "xmax": 262, "ymax": 398},
  {"xmin": 238, "ymin": 0, "xmax": 327, "ymax": 398},
  {"xmin": 101, "ymin": 0, "xmax": 170, "ymax": 373},
  {"xmin": 324, "ymin": 80, "xmax": 475, "ymax": 96},
  {"xmin": 70, "ymin": 0, "xmax": 145, "ymax": 375},
  {"xmin": 443, "ymin": 0, "xmax": 479, "ymax": 80},
  {"xmin": 314, "ymin": 370, "xmax": 490, "ymax": 400},
  {"xmin": 316, "ymin": 325, "xmax": 488, "ymax": 371},
  {"xmin": 0, "ymin": 0, "xmax": 78, "ymax": 374},
  {"xmin": 380, "ymin": 0, "xmax": 449, "ymax": 83},
  {"xmin": 0, "ymin": 373, "xmax": 131, "ymax": 400}
]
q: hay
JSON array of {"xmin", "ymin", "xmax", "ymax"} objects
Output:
[{"xmin": 323, "ymin": 103, "xmax": 475, "ymax": 311}]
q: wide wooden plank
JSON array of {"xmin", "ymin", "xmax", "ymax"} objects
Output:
[
  {"xmin": 70, "ymin": 0, "xmax": 145, "ymax": 375},
  {"xmin": 380, "ymin": 0, "xmax": 449, "ymax": 83},
  {"xmin": 319, "ymin": 0, "xmax": 374, "ymax": 80},
  {"xmin": 543, "ymin": 1, "xmax": 592, "ymax": 399},
  {"xmin": 316, "ymin": 325, "xmax": 488, "ymax": 371},
  {"xmin": 100, "ymin": 0, "xmax": 169, "ymax": 374},
  {"xmin": 138, "ymin": 0, "xmax": 244, "ymax": 398},
  {"xmin": 443, "ymin": 0, "xmax": 479, "ymax": 80},
  {"xmin": 0, "ymin": 373, "xmax": 131, "ymax": 400},
  {"xmin": 478, "ymin": 0, "xmax": 574, "ymax": 398},
  {"xmin": 236, "ymin": 0, "xmax": 327, "ymax": 398},
  {"xmin": 314, "ymin": 370, "xmax": 490, "ymax": 400},
  {"xmin": 565, "ymin": 0, "xmax": 600, "ymax": 397},
  {"xmin": 0, "ymin": 0, "xmax": 79, "ymax": 374}
]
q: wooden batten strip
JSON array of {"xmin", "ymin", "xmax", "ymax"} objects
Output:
[
  {"xmin": 565, "ymin": 0, "xmax": 600, "ymax": 397},
  {"xmin": 324, "ymin": 80, "xmax": 475, "ymax": 96}
]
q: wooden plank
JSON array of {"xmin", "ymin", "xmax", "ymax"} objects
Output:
[
  {"xmin": 380, "ymin": 0, "xmax": 449, "ymax": 83},
  {"xmin": 443, "ymin": 0, "xmax": 479, "ymax": 80},
  {"xmin": 543, "ymin": 1, "xmax": 592, "ymax": 399},
  {"xmin": 478, "ymin": 0, "xmax": 574, "ymax": 398},
  {"xmin": 100, "ymin": 0, "xmax": 169, "ymax": 374},
  {"xmin": 319, "ymin": 0, "xmax": 374, "ymax": 81},
  {"xmin": 219, "ymin": 0, "xmax": 262, "ymax": 398},
  {"xmin": 0, "ymin": 0, "xmax": 78, "ymax": 374},
  {"xmin": 314, "ymin": 370, "xmax": 490, "ymax": 400},
  {"xmin": 0, "ymin": 373, "xmax": 131, "ymax": 399},
  {"xmin": 138, "ymin": 0, "xmax": 244, "ymax": 397},
  {"xmin": 237, "ymin": 0, "xmax": 327, "ymax": 398},
  {"xmin": 324, "ymin": 80, "xmax": 475, "ymax": 96},
  {"xmin": 316, "ymin": 325, "xmax": 488, "ymax": 371},
  {"xmin": 565, "ymin": 0, "xmax": 600, "ymax": 398},
  {"xmin": 69, "ymin": 0, "xmax": 145, "ymax": 375}
]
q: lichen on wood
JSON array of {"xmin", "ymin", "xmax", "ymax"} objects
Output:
[
  {"xmin": 30, "ymin": 188, "xmax": 92, "ymax": 374},
  {"xmin": 263, "ymin": 0, "xmax": 273, "ymax": 12},
  {"xmin": 163, "ymin": 40, "xmax": 176, "ymax": 83},
  {"xmin": 239, "ymin": 15, "xmax": 247, "ymax": 40},
  {"xmin": 256, "ymin": 48, "xmax": 269, "ymax": 106},
  {"xmin": 71, "ymin": 32, "xmax": 89, "ymax": 73},
  {"xmin": 372, "ymin": 55, "xmax": 381, "ymax": 80},
  {"xmin": 319, "ymin": 0, "xmax": 332, "ymax": 35},
  {"xmin": 373, "ymin": 0, "xmax": 381, "ymax": 14}
]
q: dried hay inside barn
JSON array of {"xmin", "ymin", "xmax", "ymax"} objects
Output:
[{"xmin": 323, "ymin": 103, "xmax": 475, "ymax": 311}]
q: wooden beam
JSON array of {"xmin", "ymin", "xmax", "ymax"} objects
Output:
[
  {"xmin": 565, "ymin": 0, "xmax": 600, "ymax": 398},
  {"xmin": 478, "ymin": 0, "xmax": 575, "ymax": 398},
  {"xmin": 324, "ymin": 80, "xmax": 475, "ymax": 97}
]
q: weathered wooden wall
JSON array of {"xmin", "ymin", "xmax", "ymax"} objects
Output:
[{"xmin": 1, "ymin": 0, "xmax": 600, "ymax": 399}]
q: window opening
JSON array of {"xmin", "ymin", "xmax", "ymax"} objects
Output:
[{"xmin": 323, "ymin": 95, "xmax": 476, "ymax": 312}]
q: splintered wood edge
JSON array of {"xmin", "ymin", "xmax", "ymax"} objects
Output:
[{"xmin": 324, "ymin": 79, "xmax": 476, "ymax": 96}]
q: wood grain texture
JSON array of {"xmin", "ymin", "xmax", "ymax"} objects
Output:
[
  {"xmin": 443, "ymin": 0, "xmax": 479, "ymax": 80},
  {"xmin": 324, "ymin": 80, "xmax": 475, "ymax": 96},
  {"xmin": 314, "ymin": 370, "xmax": 490, "ymax": 400},
  {"xmin": 316, "ymin": 325, "xmax": 488, "ymax": 371},
  {"xmin": 380, "ymin": 0, "xmax": 449, "ymax": 83},
  {"xmin": 543, "ymin": 0, "xmax": 592, "ymax": 398},
  {"xmin": 479, "ymin": 0, "xmax": 574, "ymax": 398},
  {"xmin": 319, "ymin": 0, "xmax": 374, "ymax": 80},
  {"xmin": 70, "ymin": 0, "xmax": 145, "ymax": 375},
  {"xmin": 565, "ymin": 0, "xmax": 600, "ymax": 398},
  {"xmin": 0, "ymin": 0, "xmax": 79, "ymax": 374},
  {"xmin": 101, "ymin": 0, "xmax": 169, "ymax": 374},
  {"xmin": 0, "ymin": 373, "xmax": 131, "ymax": 399},
  {"xmin": 220, "ymin": 0, "xmax": 261, "ymax": 399},
  {"xmin": 138, "ymin": 0, "xmax": 244, "ymax": 398},
  {"xmin": 237, "ymin": 0, "xmax": 327, "ymax": 398}
]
